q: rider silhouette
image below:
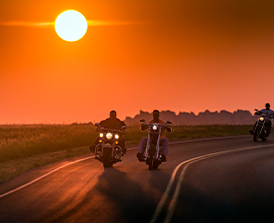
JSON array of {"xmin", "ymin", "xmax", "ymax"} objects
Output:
[
  {"xmin": 136, "ymin": 110, "xmax": 171, "ymax": 162},
  {"xmin": 250, "ymin": 103, "xmax": 274, "ymax": 136},
  {"xmin": 89, "ymin": 110, "xmax": 127, "ymax": 154}
]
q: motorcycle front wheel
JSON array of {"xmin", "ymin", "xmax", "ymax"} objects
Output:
[
  {"xmin": 148, "ymin": 158, "xmax": 153, "ymax": 170},
  {"xmin": 103, "ymin": 148, "xmax": 113, "ymax": 168},
  {"xmin": 153, "ymin": 159, "xmax": 159, "ymax": 169},
  {"xmin": 253, "ymin": 132, "xmax": 259, "ymax": 142},
  {"xmin": 253, "ymin": 133, "xmax": 259, "ymax": 142},
  {"xmin": 261, "ymin": 129, "xmax": 268, "ymax": 141}
]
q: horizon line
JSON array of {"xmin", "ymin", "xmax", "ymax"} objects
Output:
[
  {"xmin": 0, "ymin": 109, "xmax": 257, "ymax": 125},
  {"xmin": 0, "ymin": 20, "xmax": 136, "ymax": 27}
]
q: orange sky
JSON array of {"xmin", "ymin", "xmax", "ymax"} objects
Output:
[{"xmin": 1, "ymin": 0, "xmax": 274, "ymax": 124}]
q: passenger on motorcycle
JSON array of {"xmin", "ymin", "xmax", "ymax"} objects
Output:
[
  {"xmin": 136, "ymin": 110, "xmax": 171, "ymax": 162},
  {"xmin": 89, "ymin": 110, "xmax": 127, "ymax": 154},
  {"xmin": 250, "ymin": 103, "xmax": 274, "ymax": 136}
]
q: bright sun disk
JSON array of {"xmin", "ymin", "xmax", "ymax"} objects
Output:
[{"xmin": 55, "ymin": 10, "xmax": 88, "ymax": 42}]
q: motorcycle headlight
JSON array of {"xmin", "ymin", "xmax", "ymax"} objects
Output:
[
  {"xmin": 259, "ymin": 117, "xmax": 264, "ymax": 121},
  {"xmin": 153, "ymin": 124, "xmax": 158, "ymax": 130},
  {"xmin": 106, "ymin": 133, "xmax": 113, "ymax": 140},
  {"xmin": 115, "ymin": 134, "xmax": 119, "ymax": 139},
  {"xmin": 99, "ymin": 133, "xmax": 104, "ymax": 138}
]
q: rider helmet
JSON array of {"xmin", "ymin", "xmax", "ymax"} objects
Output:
[{"xmin": 265, "ymin": 103, "xmax": 270, "ymax": 109}]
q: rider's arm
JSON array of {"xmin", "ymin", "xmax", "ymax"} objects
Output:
[
  {"xmin": 255, "ymin": 111, "xmax": 262, "ymax": 115},
  {"xmin": 140, "ymin": 124, "xmax": 149, "ymax": 131},
  {"xmin": 99, "ymin": 120, "xmax": 105, "ymax": 126},
  {"xmin": 120, "ymin": 121, "xmax": 127, "ymax": 127},
  {"xmin": 165, "ymin": 126, "xmax": 172, "ymax": 133}
]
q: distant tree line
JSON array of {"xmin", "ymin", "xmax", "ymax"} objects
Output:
[{"xmin": 124, "ymin": 110, "xmax": 257, "ymax": 125}]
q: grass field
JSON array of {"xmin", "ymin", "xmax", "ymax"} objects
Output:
[{"xmin": 0, "ymin": 124, "xmax": 252, "ymax": 183}]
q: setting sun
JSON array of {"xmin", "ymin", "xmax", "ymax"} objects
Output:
[{"xmin": 55, "ymin": 10, "xmax": 87, "ymax": 42}]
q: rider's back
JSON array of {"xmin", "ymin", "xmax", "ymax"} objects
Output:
[{"xmin": 100, "ymin": 117, "xmax": 126, "ymax": 130}]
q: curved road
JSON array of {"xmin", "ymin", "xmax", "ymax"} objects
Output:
[{"xmin": 0, "ymin": 136, "xmax": 274, "ymax": 223}]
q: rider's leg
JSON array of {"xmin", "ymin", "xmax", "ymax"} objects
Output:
[
  {"xmin": 137, "ymin": 137, "xmax": 148, "ymax": 154},
  {"xmin": 160, "ymin": 138, "xmax": 168, "ymax": 156},
  {"xmin": 137, "ymin": 137, "xmax": 147, "ymax": 161}
]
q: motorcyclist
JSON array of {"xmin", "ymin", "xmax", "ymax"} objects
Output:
[
  {"xmin": 89, "ymin": 110, "xmax": 127, "ymax": 154},
  {"xmin": 136, "ymin": 110, "xmax": 171, "ymax": 162},
  {"xmin": 249, "ymin": 103, "xmax": 274, "ymax": 136}
]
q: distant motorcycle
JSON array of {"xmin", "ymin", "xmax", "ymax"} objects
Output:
[
  {"xmin": 94, "ymin": 123, "xmax": 126, "ymax": 167},
  {"xmin": 252, "ymin": 109, "xmax": 272, "ymax": 142},
  {"xmin": 139, "ymin": 119, "xmax": 172, "ymax": 170}
]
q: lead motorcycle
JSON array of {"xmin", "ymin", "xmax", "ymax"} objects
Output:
[
  {"xmin": 139, "ymin": 119, "xmax": 172, "ymax": 170},
  {"xmin": 94, "ymin": 123, "xmax": 126, "ymax": 167},
  {"xmin": 252, "ymin": 109, "xmax": 273, "ymax": 142}
]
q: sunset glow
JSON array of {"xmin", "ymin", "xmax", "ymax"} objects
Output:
[
  {"xmin": 55, "ymin": 10, "xmax": 87, "ymax": 42},
  {"xmin": 0, "ymin": 1, "xmax": 274, "ymax": 124}
]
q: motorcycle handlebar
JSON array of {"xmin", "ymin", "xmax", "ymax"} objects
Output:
[
  {"xmin": 141, "ymin": 123, "xmax": 172, "ymax": 130},
  {"xmin": 141, "ymin": 122, "xmax": 170, "ymax": 126}
]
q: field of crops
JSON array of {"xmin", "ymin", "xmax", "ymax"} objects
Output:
[
  {"xmin": 0, "ymin": 124, "xmax": 252, "ymax": 183},
  {"xmin": 0, "ymin": 124, "xmax": 252, "ymax": 161}
]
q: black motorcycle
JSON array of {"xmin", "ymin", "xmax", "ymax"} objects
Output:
[
  {"xmin": 94, "ymin": 123, "xmax": 126, "ymax": 167},
  {"xmin": 139, "ymin": 119, "xmax": 172, "ymax": 170},
  {"xmin": 252, "ymin": 109, "xmax": 272, "ymax": 142}
]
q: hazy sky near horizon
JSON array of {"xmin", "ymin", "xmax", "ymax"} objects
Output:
[{"xmin": 1, "ymin": 0, "xmax": 274, "ymax": 124}]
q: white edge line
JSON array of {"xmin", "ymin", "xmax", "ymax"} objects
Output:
[
  {"xmin": 163, "ymin": 143, "xmax": 274, "ymax": 223},
  {"xmin": 0, "ymin": 135, "xmax": 251, "ymax": 199},
  {"xmin": 0, "ymin": 156, "xmax": 94, "ymax": 198},
  {"xmin": 168, "ymin": 135, "xmax": 249, "ymax": 145}
]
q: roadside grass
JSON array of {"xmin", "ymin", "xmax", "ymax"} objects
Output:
[
  {"xmin": 0, "ymin": 124, "xmax": 252, "ymax": 183},
  {"xmin": 0, "ymin": 147, "xmax": 88, "ymax": 184},
  {"xmin": 169, "ymin": 125, "xmax": 252, "ymax": 140},
  {"xmin": 0, "ymin": 124, "xmax": 97, "ymax": 162}
]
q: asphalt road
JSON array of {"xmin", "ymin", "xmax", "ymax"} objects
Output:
[{"xmin": 0, "ymin": 136, "xmax": 274, "ymax": 223}]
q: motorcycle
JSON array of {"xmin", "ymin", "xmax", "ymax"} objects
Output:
[
  {"xmin": 252, "ymin": 109, "xmax": 272, "ymax": 142},
  {"xmin": 139, "ymin": 119, "xmax": 172, "ymax": 170},
  {"xmin": 94, "ymin": 123, "xmax": 126, "ymax": 167}
]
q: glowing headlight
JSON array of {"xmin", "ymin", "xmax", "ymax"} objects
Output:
[
  {"xmin": 259, "ymin": 117, "xmax": 264, "ymax": 121},
  {"xmin": 115, "ymin": 134, "xmax": 119, "ymax": 139},
  {"xmin": 153, "ymin": 124, "xmax": 158, "ymax": 130},
  {"xmin": 106, "ymin": 133, "xmax": 113, "ymax": 140},
  {"xmin": 99, "ymin": 133, "xmax": 104, "ymax": 138}
]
